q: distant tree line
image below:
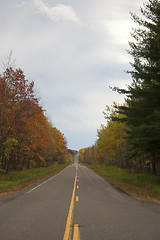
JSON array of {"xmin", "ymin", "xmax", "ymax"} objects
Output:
[
  {"xmin": 0, "ymin": 67, "xmax": 71, "ymax": 173},
  {"xmin": 79, "ymin": 0, "xmax": 160, "ymax": 175}
]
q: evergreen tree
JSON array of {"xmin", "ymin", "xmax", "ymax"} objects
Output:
[{"xmin": 113, "ymin": 0, "xmax": 160, "ymax": 175}]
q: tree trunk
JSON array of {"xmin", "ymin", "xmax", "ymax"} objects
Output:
[{"xmin": 151, "ymin": 158, "xmax": 157, "ymax": 176}]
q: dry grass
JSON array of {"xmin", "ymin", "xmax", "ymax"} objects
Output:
[
  {"xmin": 88, "ymin": 164, "xmax": 160, "ymax": 204},
  {"xmin": 0, "ymin": 163, "xmax": 66, "ymax": 196}
]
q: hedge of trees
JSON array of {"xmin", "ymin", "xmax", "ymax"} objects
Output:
[
  {"xmin": 79, "ymin": 0, "xmax": 160, "ymax": 176},
  {"xmin": 0, "ymin": 67, "xmax": 70, "ymax": 173}
]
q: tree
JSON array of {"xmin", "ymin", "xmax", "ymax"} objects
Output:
[
  {"xmin": 0, "ymin": 67, "xmax": 69, "ymax": 172},
  {"xmin": 52, "ymin": 128, "xmax": 68, "ymax": 164},
  {"xmin": 113, "ymin": 0, "xmax": 160, "ymax": 175},
  {"xmin": 1, "ymin": 50, "xmax": 16, "ymax": 70},
  {"xmin": 97, "ymin": 105, "xmax": 128, "ymax": 167},
  {"xmin": 79, "ymin": 146, "xmax": 97, "ymax": 164},
  {"xmin": 0, "ymin": 67, "xmax": 46, "ymax": 171}
]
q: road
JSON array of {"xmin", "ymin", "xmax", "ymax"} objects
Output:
[{"xmin": 0, "ymin": 156, "xmax": 160, "ymax": 240}]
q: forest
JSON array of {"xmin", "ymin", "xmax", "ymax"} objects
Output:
[
  {"xmin": 79, "ymin": 0, "xmax": 160, "ymax": 176},
  {"xmin": 0, "ymin": 67, "xmax": 72, "ymax": 173}
]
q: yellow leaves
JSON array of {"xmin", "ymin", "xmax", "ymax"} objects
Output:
[
  {"xmin": 97, "ymin": 109, "xmax": 128, "ymax": 164},
  {"xmin": 2, "ymin": 138, "xmax": 18, "ymax": 161},
  {"xmin": 79, "ymin": 148, "xmax": 88, "ymax": 163},
  {"xmin": 3, "ymin": 137, "xmax": 18, "ymax": 146},
  {"xmin": 51, "ymin": 127, "xmax": 68, "ymax": 162}
]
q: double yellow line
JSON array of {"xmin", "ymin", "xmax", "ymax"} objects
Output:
[{"xmin": 63, "ymin": 167, "xmax": 80, "ymax": 240}]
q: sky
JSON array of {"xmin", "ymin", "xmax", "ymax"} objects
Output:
[{"xmin": 0, "ymin": 0, "xmax": 145, "ymax": 150}]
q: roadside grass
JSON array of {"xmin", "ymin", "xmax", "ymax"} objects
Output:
[
  {"xmin": 88, "ymin": 163, "xmax": 160, "ymax": 203},
  {"xmin": 0, "ymin": 163, "xmax": 66, "ymax": 195},
  {"xmin": 71, "ymin": 155, "xmax": 75, "ymax": 164}
]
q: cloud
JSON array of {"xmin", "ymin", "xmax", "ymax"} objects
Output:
[
  {"xmin": 15, "ymin": 1, "xmax": 28, "ymax": 8},
  {"xmin": 0, "ymin": 0, "xmax": 145, "ymax": 150},
  {"xmin": 33, "ymin": 0, "xmax": 80, "ymax": 23}
]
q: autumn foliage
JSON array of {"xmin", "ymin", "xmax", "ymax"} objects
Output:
[
  {"xmin": 79, "ymin": 106, "xmax": 128, "ymax": 167},
  {"xmin": 0, "ymin": 68, "xmax": 69, "ymax": 173},
  {"xmin": 79, "ymin": 0, "xmax": 160, "ymax": 176}
]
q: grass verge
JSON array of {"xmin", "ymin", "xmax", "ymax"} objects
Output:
[
  {"xmin": 0, "ymin": 163, "xmax": 66, "ymax": 196},
  {"xmin": 87, "ymin": 163, "xmax": 160, "ymax": 203}
]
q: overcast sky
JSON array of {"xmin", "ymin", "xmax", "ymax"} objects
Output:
[{"xmin": 0, "ymin": 0, "xmax": 145, "ymax": 150}]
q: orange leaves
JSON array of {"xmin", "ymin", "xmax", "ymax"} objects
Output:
[
  {"xmin": 0, "ymin": 67, "xmax": 68, "ymax": 172},
  {"xmin": 52, "ymin": 127, "xmax": 68, "ymax": 163}
]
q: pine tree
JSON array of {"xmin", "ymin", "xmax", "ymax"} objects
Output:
[{"xmin": 113, "ymin": 0, "xmax": 160, "ymax": 175}]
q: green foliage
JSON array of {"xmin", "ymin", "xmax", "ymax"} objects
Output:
[
  {"xmin": 0, "ymin": 163, "xmax": 65, "ymax": 194},
  {"xmin": 112, "ymin": 0, "xmax": 160, "ymax": 174},
  {"xmin": 79, "ymin": 1, "xmax": 160, "ymax": 176},
  {"xmin": 89, "ymin": 163, "xmax": 160, "ymax": 202}
]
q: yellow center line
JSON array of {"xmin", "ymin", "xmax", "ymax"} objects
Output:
[
  {"xmin": 77, "ymin": 185, "xmax": 79, "ymax": 189},
  {"xmin": 76, "ymin": 196, "xmax": 79, "ymax": 202},
  {"xmin": 63, "ymin": 175, "xmax": 77, "ymax": 240},
  {"xmin": 73, "ymin": 224, "xmax": 80, "ymax": 240}
]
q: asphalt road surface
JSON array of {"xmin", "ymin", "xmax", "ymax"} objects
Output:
[{"xmin": 0, "ymin": 156, "xmax": 160, "ymax": 240}]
